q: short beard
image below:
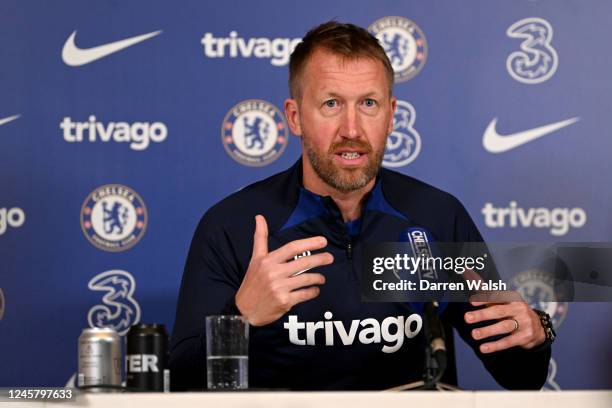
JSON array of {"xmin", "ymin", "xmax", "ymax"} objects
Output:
[{"xmin": 303, "ymin": 136, "xmax": 383, "ymax": 193}]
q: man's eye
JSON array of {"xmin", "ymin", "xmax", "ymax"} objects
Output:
[
  {"xmin": 363, "ymin": 98, "xmax": 377, "ymax": 107},
  {"xmin": 324, "ymin": 99, "xmax": 338, "ymax": 108}
]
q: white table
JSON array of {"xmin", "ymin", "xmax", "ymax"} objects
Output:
[{"xmin": 3, "ymin": 390, "xmax": 611, "ymax": 408}]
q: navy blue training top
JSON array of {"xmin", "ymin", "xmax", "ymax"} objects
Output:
[{"xmin": 170, "ymin": 160, "xmax": 550, "ymax": 391}]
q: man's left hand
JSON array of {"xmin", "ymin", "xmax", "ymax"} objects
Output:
[{"xmin": 464, "ymin": 301, "xmax": 546, "ymax": 354}]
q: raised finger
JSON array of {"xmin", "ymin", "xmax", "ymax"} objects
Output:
[
  {"xmin": 465, "ymin": 304, "xmax": 513, "ymax": 324},
  {"xmin": 268, "ymin": 236, "xmax": 328, "ymax": 263},
  {"xmin": 284, "ymin": 272, "xmax": 326, "ymax": 291},
  {"xmin": 288, "ymin": 286, "xmax": 321, "ymax": 307},
  {"xmin": 479, "ymin": 331, "xmax": 525, "ymax": 354},
  {"xmin": 470, "ymin": 290, "xmax": 524, "ymax": 306},
  {"xmin": 471, "ymin": 319, "xmax": 518, "ymax": 341},
  {"xmin": 279, "ymin": 252, "xmax": 334, "ymax": 277},
  {"xmin": 251, "ymin": 215, "xmax": 268, "ymax": 258}
]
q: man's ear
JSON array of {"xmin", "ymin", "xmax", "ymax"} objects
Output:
[
  {"xmin": 284, "ymin": 98, "xmax": 302, "ymax": 136},
  {"xmin": 387, "ymin": 96, "xmax": 396, "ymax": 135}
]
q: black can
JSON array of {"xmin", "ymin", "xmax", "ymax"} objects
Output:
[{"xmin": 126, "ymin": 324, "xmax": 170, "ymax": 392}]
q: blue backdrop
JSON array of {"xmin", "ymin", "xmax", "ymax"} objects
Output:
[{"xmin": 1, "ymin": 0, "xmax": 611, "ymax": 390}]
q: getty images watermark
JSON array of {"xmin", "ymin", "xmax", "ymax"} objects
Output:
[{"xmin": 361, "ymin": 234, "xmax": 612, "ymax": 303}]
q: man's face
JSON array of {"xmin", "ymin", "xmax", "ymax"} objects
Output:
[{"xmin": 285, "ymin": 48, "xmax": 396, "ymax": 194}]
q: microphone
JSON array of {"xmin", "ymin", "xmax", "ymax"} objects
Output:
[
  {"xmin": 399, "ymin": 227, "xmax": 448, "ymax": 386},
  {"xmin": 423, "ymin": 301, "xmax": 447, "ymax": 384}
]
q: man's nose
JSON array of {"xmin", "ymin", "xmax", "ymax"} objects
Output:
[{"xmin": 339, "ymin": 106, "xmax": 361, "ymax": 139}]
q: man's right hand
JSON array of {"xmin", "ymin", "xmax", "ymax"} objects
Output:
[{"xmin": 235, "ymin": 214, "xmax": 333, "ymax": 326}]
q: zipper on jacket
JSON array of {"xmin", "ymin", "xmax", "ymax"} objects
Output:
[{"xmin": 346, "ymin": 240, "xmax": 353, "ymax": 260}]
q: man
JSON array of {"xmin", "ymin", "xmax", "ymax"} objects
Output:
[{"xmin": 170, "ymin": 21, "xmax": 552, "ymax": 391}]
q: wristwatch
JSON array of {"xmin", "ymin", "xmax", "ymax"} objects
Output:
[{"xmin": 533, "ymin": 309, "xmax": 556, "ymax": 347}]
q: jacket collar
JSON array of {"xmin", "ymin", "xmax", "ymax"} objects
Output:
[{"xmin": 281, "ymin": 159, "xmax": 405, "ymax": 232}]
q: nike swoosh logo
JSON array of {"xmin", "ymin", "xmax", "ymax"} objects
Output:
[
  {"xmin": 483, "ymin": 117, "xmax": 579, "ymax": 153},
  {"xmin": 62, "ymin": 30, "xmax": 162, "ymax": 66},
  {"xmin": 0, "ymin": 114, "xmax": 20, "ymax": 126}
]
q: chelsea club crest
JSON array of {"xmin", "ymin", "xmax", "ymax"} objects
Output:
[
  {"xmin": 511, "ymin": 269, "xmax": 568, "ymax": 329},
  {"xmin": 369, "ymin": 16, "xmax": 428, "ymax": 83},
  {"xmin": 222, "ymin": 99, "xmax": 288, "ymax": 167},
  {"xmin": 81, "ymin": 184, "xmax": 147, "ymax": 252}
]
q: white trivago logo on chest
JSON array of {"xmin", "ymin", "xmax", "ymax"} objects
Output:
[{"xmin": 283, "ymin": 311, "xmax": 422, "ymax": 353}]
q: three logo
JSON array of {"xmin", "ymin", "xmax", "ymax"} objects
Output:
[
  {"xmin": 87, "ymin": 270, "xmax": 141, "ymax": 336},
  {"xmin": 383, "ymin": 100, "xmax": 421, "ymax": 167},
  {"xmin": 506, "ymin": 17, "xmax": 558, "ymax": 85}
]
